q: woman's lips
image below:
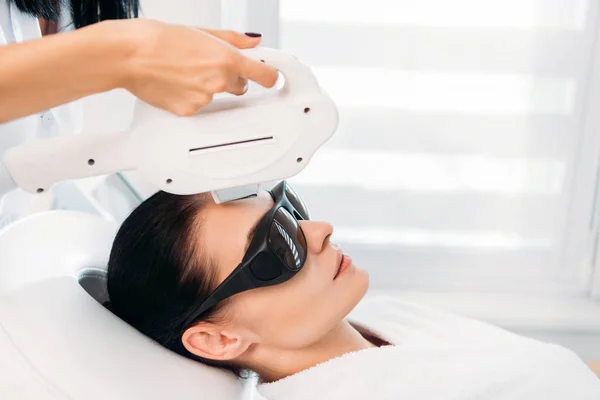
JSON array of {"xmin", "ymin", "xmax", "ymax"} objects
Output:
[{"xmin": 334, "ymin": 252, "xmax": 352, "ymax": 280}]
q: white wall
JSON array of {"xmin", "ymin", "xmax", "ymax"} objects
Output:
[
  {"xmin": 140, "ymin": 0, "xmax": 222, "ymax": 27},
  {"xmin": 518, "ymin": 331, "xmax": 600, "ymax": 361}
]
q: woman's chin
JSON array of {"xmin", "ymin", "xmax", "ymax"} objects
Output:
[
  {"xmin": 355, "ymin": 266, "xmax": 370, "ymax": 295},
  {"xmin": 345, "ymin": 264, "xmax": 370, "ymax": 302}
]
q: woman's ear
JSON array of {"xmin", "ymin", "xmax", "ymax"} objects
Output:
[{"xmin": 182, "ymin": 322, "xmax": 250, "ymax": 361}]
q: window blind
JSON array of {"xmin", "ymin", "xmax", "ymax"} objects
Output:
[{"xmin": 278, "ymin": 0, "xmax": 597, "ymax": 292}]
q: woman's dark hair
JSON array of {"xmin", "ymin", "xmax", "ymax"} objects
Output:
[
  {"xmin": 105, "ymin": 191, "xmax": 244, "ymax": 377},
  {"xmin": 10, "ymin": 0, "xmax": 139, "ymax": 29}
]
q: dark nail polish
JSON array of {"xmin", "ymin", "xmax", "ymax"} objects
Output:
[{"xmin": 245, "ymin": 32, "xmax": 262, "ymax": 38}]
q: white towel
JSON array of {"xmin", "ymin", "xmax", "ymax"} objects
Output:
[{"xmin": 256, "ymin": 296, "xmax": 600, "ymax": 400}]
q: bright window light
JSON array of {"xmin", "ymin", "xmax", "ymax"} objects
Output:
[
  {"xmin": 289, "ymin": 149, "xmax": 565, "ymax": 195},
  {"xmin": 311, "ymin": 67, "xmax": 576, "ymax": 115},
  {"xmin": 281, "ymin": 0, "xmax": 588, "ymax": 29},
  {"xmin": 333, "ymin": 226, "xmax": 552, "ymax": 249}
]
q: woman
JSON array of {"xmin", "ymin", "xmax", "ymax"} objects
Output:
[
  {"xmin": 0, "ymin": 0, "xmax": 277, "ymax": 221},
  {"xmin": 107, "ymin": 181, "xmax": 600, "ymax": 400}
]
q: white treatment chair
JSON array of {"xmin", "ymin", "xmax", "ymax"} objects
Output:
[{"xmin": 0, "ymin": 210, "xmax": 248, "ymax": 399}]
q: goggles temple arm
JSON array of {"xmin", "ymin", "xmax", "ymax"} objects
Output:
[{"xmin": 183, "ymin": 265, "xmax": 255, "ymax": 329}]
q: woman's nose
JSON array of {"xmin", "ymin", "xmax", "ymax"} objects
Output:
[{"xmin": 299, "ymin": 221, "xmax": 334, "ymax": 254}]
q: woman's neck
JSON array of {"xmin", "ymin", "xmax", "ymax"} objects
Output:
[{"xmin": 248, "ymin": 320, "xmax": 376, "ymax": 383}]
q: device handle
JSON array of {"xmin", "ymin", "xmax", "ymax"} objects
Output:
[
  {"xmin": 240, "ymin": 47, "xmax": 321, "ymax": 96},
  {"xmin": 3, "ymin": 132, "xmax": 133, "ymax": 194},
  {"xmin": 3, "ymin": 48, "xmax": 319, "ymax": 194}
]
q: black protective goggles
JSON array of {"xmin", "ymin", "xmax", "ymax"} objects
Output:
[{"xmin": 182, "ymin": 181, "xmax": 310, "ymax": 330}]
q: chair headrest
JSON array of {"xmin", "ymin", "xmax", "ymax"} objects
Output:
[{"xmin": 0, "ymin": 211, "xmax": 245, "ymax": 400}]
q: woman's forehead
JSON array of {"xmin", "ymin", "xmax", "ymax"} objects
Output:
[
  {"xmin": 209, "ymin": 190, "xmax": 273, "ymax": 216},
  {"xmin": 198, "ymin": 191, "xmax": 274, "ymax": 278}
]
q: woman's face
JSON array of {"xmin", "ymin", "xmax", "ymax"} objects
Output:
[{"xmin": 198, "ymin": 190, "xmax": 369, "ymax": 350}]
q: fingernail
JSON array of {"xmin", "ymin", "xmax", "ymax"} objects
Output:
[{"xmin": 245, "ymin": 32, "xmax": 262, "ymax": 38}]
